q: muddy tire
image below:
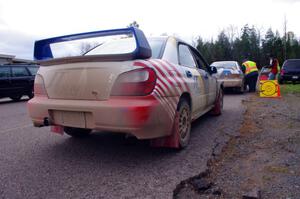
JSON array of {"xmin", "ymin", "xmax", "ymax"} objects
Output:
[
  {"xmin": 210, "ymin": 89, "xmax": 224, "ymax": 116},
  {"xmin": 64, "ymin": 127, "xmax": 91, "ymax": 138},
  {"xmin": 176, "ymin": 99, "xmax": 192, "ymax": 148}
]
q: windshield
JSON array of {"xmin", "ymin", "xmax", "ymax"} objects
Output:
[
  {"xmin": 211, "ymin": 61, "xmax": 238, "ymax": 69},
  {"xmin": 283, "ymin": 60, "xmax": 300, "ymax": 69}
]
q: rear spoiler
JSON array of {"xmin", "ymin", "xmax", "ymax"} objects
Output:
[{"xmin": 34, "ymin": 27, "xmax": 152, "ymax": 61}]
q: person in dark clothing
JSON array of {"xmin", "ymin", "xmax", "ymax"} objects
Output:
[{"xmin": 241, "ymin": 60, "xmax": 259, "ymax": 92}]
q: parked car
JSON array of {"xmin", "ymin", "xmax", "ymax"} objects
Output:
[
  {"xmin": 28, "ymin": 27, "xmax": 223, "ymax": 149},
  {"xmin": 210, "ymin": 61, "xmax": 244, "ymax": 93},
  {"xmin": 0, "ymin": 64, "xmax": 39, "ymax": 101},
  {"xmin": 279, "ymin": 59, "xmax": 300, "ymax": 84}
]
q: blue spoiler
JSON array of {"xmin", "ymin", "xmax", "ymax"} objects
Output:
[{"xmin": 34, "ymin": 27, "xmax": 152, "ymax": 61}]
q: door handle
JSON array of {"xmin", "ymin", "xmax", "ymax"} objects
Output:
[{"xmin": 186, "ymin": 71, "xmax": 193, "ymax": 78}]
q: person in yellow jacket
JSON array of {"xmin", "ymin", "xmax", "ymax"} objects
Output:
[{"xmin": 241, "ymin": 59, "xmax": 259, "ymax": 92}]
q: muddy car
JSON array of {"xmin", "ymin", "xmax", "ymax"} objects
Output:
[
  {"xmin": 211, "ymin": 61, "xmax": 244, "ymax": 93},
  {"xmin": 28, "ymin": 27, "xmax": 223, "ymax": 149}
]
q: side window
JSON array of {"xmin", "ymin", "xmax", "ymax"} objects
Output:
[
  {"xmin": 178, "ymin": 44, "xmax": 196, "ymax": 67},
  {"xmin": 190, "ymin": 49, "xmax": 207, "ymax": 71},
  {"xmin": 27, "ymin": 66, "xmax": 39, "ymax": 75},
  {"xmin": 0, "ymin": 67, "xmax": 10, "ymax": 78},
  {"xmin": 11, "ymin": 67, "xmax": 29, "ymax": 77}
]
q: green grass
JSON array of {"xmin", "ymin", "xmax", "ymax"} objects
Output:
[{"xmin": 280, "ymin": 83, "xmax": 300, "ymax": 94}]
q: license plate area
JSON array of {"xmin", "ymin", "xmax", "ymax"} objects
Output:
[
  {"xmin": 51, "ymin": 110, "xmax": 86, "ymax": 128},
  {"xmin": 292, "ymin": 76, "xmax": 298, "ymax": 79}
]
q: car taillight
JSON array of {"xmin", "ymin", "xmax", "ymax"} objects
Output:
[
  {"xmin": 280, "ymin": 69, "xmax": 285, "ymax": 76},
  {"xmin": 34, "ymin": 74, "xmax": 48, "ymax": 96},
  {"xmin": 111, "ymin": 68, "xmax": 156, "ymax": 96}
]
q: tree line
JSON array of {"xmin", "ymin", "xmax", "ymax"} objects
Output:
[{"xmin": 195, "ymin": 24, "xmax": 300, "ymax": 67}]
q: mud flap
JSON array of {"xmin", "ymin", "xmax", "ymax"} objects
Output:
[
  {"xmin": 150, "ymin": 112, "xmax": 180, "ymax": 148},
  {"xmin": 50, "ymin": 125, "xmax": 64, "ymax": 135},
  {"xmin": 210, "ymin": 89, "xmax": 222, "ymax": 116}
]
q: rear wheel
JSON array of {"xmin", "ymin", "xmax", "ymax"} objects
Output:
[
  {"xmin": 177, "ymin": 99, "xmax": 191, "ymax": 148},
  {"xmin": 10, "ymin": 95, "xmax": 22, "ymax": 101},
  {"xmin": 149, "ymin": 98, "xmax": 191, "ymax": 149},
  {"xmin": 64, "ymin": 127, "xmax": 91, "ymax": 137}
]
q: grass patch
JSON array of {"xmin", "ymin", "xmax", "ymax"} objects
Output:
[{"xmin": 280, "ymin": 84, "xmax": 300, "ymax": 94}]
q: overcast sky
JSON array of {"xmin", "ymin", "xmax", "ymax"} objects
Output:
[{"xmin": 0, "ymin": 0, "xmax": 300, "ymax": 59}]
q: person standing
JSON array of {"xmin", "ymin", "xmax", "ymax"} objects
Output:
[
  {"xmin": 242, "ymin": 59, "xmax": 259, "ymax": 92},
  {"xmin": 268, "ymin": 58, "xmax": 280, "ymax": 80}
]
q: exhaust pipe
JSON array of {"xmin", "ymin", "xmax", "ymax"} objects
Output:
[{"xmin": 43, "ymin": 117, "xmax": 52, "ymax": 126}]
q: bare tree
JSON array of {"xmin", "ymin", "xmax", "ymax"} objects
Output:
[
  {"xmin": 225, "ymin": 24, "xmax": 239, "ymax": 45},
  {"xmin": 80, "ymin": 42, "xmax": 100, "ymax": 55}
]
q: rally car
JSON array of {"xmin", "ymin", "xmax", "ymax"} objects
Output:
[
  {"xmin": 28, "ymin": 27, "xmax": 223, "ymax": 149},
  {"xmin": 210, "ymin": 61, "xmax": 244, "ymax": 93}
]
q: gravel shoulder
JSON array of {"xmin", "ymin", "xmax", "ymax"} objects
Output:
[{"xmin": 174, "ymin": 93, "xmax": 300, "ymax": 198}]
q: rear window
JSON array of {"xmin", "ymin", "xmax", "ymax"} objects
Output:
[
  {"xmin": 85, "ymin": 37, "xmax": 136, "ymax": 56},
  {"xmin": 0, "ymin": 67, "xmax": 10, "ymax": 78},
  {"xmin": 283, "ymin": 60, "xmax": 300, "ymax": 69},
  {"xmin": 11, "ymin": 67, "xmax": 29, "ymax": 77},
  {"xmin": 86, "ymin": 37, "xmax": 164, "ymax": 59},
  {"xmin": 211, "ymin": 61, "xmax": 238, "ymax": 69},
  {"xmin": 49, "ymin": 35, "xmax": 164, "ymax": 59},
  {"xmin": 50, "ymin": 34, "xmax": 136, "ymax": 58}
]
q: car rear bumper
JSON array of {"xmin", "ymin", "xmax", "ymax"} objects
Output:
[
  {"xmin": 27, "ymin": 96, "xmax": 175, "ymax": 139},
  {"xmin": 280, "ymin": 74, "xmax": 300, "ymax": 81},
  {"xmin": 219, "ymin": 78, "xmax": 243, "ymax": 88}
]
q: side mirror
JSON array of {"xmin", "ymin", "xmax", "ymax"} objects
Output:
[{"xmin": 209, "ymin": 66, "xmax": 218, "ymax": 74}]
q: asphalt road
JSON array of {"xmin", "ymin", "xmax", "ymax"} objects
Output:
[{"xmin": 0, "ymin": 93, "xmax": 246, "ymax": 199}]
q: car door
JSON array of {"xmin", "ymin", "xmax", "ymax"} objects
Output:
[
  {"xmin": 190, "ymin": 48, "xmax": 217, "ymax": 107},
  {"xmin": 178, "ymin": 43, "xmax": 206, "ymax": 115},
  {"xmin": 0, "ymin": 66, "xmax": 11, "ymax": 97},
  {"xmin": 11, "ymin": 66, "xmax": 31, "ymax": 95}
]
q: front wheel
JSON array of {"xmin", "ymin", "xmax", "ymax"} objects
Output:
[{"xmin": 64, "ymin": 127, "xmax": 91, "ymax": 138}]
